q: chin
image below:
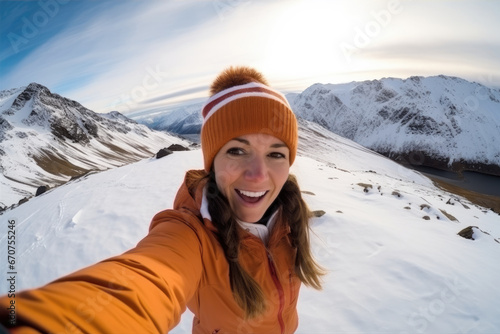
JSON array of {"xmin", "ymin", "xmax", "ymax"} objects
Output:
[{"xmin": 234, "ymin": 209, "xmax": 267, "ymax": 223}]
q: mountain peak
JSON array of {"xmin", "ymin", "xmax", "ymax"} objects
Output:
[
  {"xmin": 4, "ymin": 82, "xmax": 54, "ymax": 117},
  {"xmin": 1, "ymin": 84, "xmax": 191, "ymax": 209},
  {"xmin": 291, "ymin": 75, "xmax": 500, "ymax": 176},
  {"xmin": 26, "ymin": 82, "xmax": 50, "ymax": 92}
]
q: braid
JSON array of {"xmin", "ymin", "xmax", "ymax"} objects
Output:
[
  {"xmin": 206, "ymin": 173, "xmax": 266, "ymax": 318},
  {"xmin": 276, "ymin": 175, "xmax": 325, "ymax": 289}
]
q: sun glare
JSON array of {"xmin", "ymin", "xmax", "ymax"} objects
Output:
[{"xmin": 262, "ymin": 1, "xmax": 360, "ymax": 86}]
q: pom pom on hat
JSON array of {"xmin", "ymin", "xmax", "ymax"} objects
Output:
[
  {"xmin": 210, "ymin": 66, "xmax": 269, "ymax": 95},
  {"xmin": 201, "ymin": 66, "xmax": 298, "ymax": 171}
]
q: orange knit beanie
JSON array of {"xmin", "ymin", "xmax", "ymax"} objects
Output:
[{"xmin": 201, "ymin": 67, "xmax": 298, "ymax": 171}]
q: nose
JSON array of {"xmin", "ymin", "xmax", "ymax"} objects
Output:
[{"xmin": 244, "ymin": 155, "xmax": 268, "ymax": 182}]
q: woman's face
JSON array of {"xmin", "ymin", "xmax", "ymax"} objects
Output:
[{"xmin": 213, "ymin": 133, "xmax": 290, "ymax": 223}]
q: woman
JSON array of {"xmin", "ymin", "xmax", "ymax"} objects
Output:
[{"xmin": 0, "ymin": 66, "xmax": 324, "ymax": 333}]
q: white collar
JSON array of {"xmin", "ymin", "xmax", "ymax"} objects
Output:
[
  {"xmin": 238, "ymin": 211, "xmax": 279, "ymax": 245},
  {"xmin": 200, "ymin": 187, "xmax": 211, "ymax": 220}
]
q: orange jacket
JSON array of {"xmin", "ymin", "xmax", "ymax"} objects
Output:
[{"xmin": 0, "ymin": 170, "xmax": 301, "ymax": 333}]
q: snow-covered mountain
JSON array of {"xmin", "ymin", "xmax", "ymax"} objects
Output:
[
  {"xmin": 133, "ymin": 75, "xmax": 500, "ymax": 176},
  {"xmin": 1, "ymin": 119, "xmax": 499, "ymax": 333},
  {"xmin": 290, "ymin": 75, "xmax": 500, "ymax": 176},
  {"xmin": 0, "ymin": 83, "xmax": 190, "ymax": 209},
  {"xmin": 136, "ymin": 102, "xmax": 203, "ymax": 137}
]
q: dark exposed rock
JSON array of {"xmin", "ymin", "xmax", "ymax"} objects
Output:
[
  {"xmin": 36, "ymin": 185, "xmax": 48, "ymax": 196},
  {"xmin": 420, "ymin": 204, "xmax": 430, "ymax": 210},
  {"xmin": 457, "ymin": 226, "xmax": 476, "ymax": 240},
  {"xmin": 18, "ymin": 197, "xmax": 29, "ymax": 205},
  {"xmin": 167, "ymin": 144, "xmax": 189, "ymax": 151},
  {"xmin": 301, "ymin": 190, "xmax": 316, "ymax": 196},
  {"xmin": 0, "ymin": 116, "xmax": 13, "ymax": 141},
  {"xmin": 156, "ymin": 148, "xmax": 173, "ymax": 159},
  {"xmin": 439, "ymin": 209, "xmax": 458, "ymax": 222},
  {"xmin": 357, "ymin": 183, "xmax": 373, "ymax": 193},
  {"xmin": 311, "ymin": 210, "xmax": 326, "ymax": 217},
  {"xmin": 375, "ymin": 88, "xmax": 397, "ymax": 103}
]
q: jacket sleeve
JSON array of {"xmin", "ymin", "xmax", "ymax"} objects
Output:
[{"xmin": 0, "ymin": 210, "xmax": 203, "ymax": 334}]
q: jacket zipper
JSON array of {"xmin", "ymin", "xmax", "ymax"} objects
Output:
[{"xmin": 267, "ymin": 251, "xmax": 285, "ymax": 334}]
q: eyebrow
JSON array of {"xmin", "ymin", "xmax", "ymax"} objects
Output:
[{"xmin": 232, "ymin": 137, "xmax": 288, "ymax": 148}]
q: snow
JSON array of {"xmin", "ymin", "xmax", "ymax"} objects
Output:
[
  {"xmin": 1, "ymin": 124, "xmax": 499, "ymax": 333},
  {"xmin": 0, "ymin": 84, "xmax": 190, "ymax": 209},
  {"xmin": 290, "ymin": 75, "xmax": 500, "ymax": 166}
]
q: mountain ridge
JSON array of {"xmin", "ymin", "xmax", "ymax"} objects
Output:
[
  {"xmin": 290, "ymin": 75, "xmax": 500, "ymax": 176},
  {"xmin": 0, "ymin": 83, "xmax": 190, "ymax": 209},
  {"xmin": 2, "ymin": 76, "xmax": 499, "ymax": 211},
  {"xmin": 132, "ymin": 75, "xmax": 500, "ymax": 177}
]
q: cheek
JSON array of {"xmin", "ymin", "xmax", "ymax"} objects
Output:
[
  {"xmin": 214, "ymin": 173, "xmax": 229, "ymax": 198},
  {"xmin": 214, "ymin": 159, "xmax": 240, "ymax": 196},
  {"xmin": 273, "ymin": 166, "xmax": 290, "ymax": 192},
  {"xmin": 214, "ymin": 153, "xmax": 240, "ymax": 176}
]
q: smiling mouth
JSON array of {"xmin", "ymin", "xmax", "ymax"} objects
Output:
[{"xmin": 236, "ymin": 189, "xmax": 268, "ymax": 204}]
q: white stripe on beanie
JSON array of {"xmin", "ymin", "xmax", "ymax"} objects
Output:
[{"xmin": 201, "ymin": 82, "xmax": 291, "ymax": 124}]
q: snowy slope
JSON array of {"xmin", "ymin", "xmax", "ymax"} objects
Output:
[
  {"xmin": 0, "ymin": 83, "xmax": 190, "ymax": 209},
  {"xmin": 1, "ymin": 121, "xmax": 499, "ymax": 333}
]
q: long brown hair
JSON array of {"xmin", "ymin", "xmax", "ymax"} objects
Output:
[{"xmin": 205, "ymin": 172, "xmax": 325, "ymax": 318}]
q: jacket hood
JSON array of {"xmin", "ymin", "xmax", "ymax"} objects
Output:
[
  {"xmin": 173, "ymin": 170, "xmax": 207, "ymax": 215},
  {"xmin": 173, "ymin": 169, "xmax": 220, "ymax": 233}
]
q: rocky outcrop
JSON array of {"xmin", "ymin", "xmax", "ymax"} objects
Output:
[
  {"xmin": 156, "ymin": 148, "xmax": 173, "ymax": 159},
  {"xmin": 167, "ymin": 144, "xmax": 190, "ymax": 151}
]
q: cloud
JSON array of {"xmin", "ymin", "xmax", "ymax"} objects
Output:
[
  {"xmin": 1, "ymin": 0, "xmax": 500, "ymax": 113},
  {"xmin": 141, "ymin": 86, "xmax": 208, "ymax": 105},
  {"xmin": 1, "ymin": 1, "xmax": 222, "ymax": 107},
  {"xmin": 353, "ymin": 40, "xmax": 500, "ymax": 84}
]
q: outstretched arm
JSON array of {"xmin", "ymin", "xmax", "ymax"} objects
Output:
[{"xmin": 0, "ymin": 211, "xmax": 203, "ymax": 333}]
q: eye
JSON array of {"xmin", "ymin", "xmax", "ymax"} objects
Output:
[
  {"xmin": 227, "ymin": 147, "xmax": 246, "ymax": 156},
  {"xmin": 268, "ymin": 152, "xmax": 286, "ymax": 159}
]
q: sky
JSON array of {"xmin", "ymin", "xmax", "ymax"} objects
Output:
[{"xmin": 1, "ymin": 0, "xmax": 500, "ymax": 114}]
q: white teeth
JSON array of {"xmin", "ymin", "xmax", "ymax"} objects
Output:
[{"xmin": 238, "ymin": 190, "xmax": 266, "ymax": 197}]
